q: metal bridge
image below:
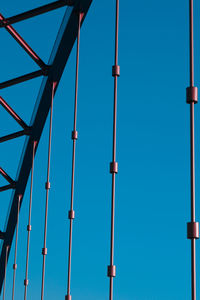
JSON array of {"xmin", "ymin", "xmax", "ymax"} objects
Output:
[{"xmin": 0, "ymin": 0, "xmax": 199, "ymax": 300}]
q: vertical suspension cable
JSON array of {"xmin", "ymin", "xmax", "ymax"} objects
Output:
[
  {"xmin": 41, "ymin": 81, "xmax": 56, "ymax": 300},
  {"xmin": 65, "ymin": 12, "xmax": 82, "ymax": 300},
  {"xmin": 186, "ymin": 1, "xmax": 199, "ymax": 300},
  {"xmin": 24, "ymin": 140, "xmax": 37, "ymax": 300},
  {"xmin": 107, "ymin": 1, "xmax": 120, "ymax": 300},
  {"xmin": 12, "ymin": 194, "xmax": 21, "ymax": 300},
  {"xmin": 3, "ymin": 245, "xmax": 9, "ymax": 300}
]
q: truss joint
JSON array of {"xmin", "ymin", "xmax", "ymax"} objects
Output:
[{"xmin": 0, "ymin": 231, "xmax": 5, "ymax": 240}]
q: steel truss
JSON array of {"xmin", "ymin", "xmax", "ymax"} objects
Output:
[{"xmin": 0, "ymin": 0, "xmax": 92, "ymax": 292}]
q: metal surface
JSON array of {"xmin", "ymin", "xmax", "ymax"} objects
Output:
[
  {"xmin": 186, "ymin": 86, "xmax": 198, "ymax": 104},
  {"xmin": 66, "ymin": 11, "xmax": 82, "ymax": 300},
  {"xmin": 187, "ymin": 1, "xmax": 198, "ymax": 300},
  {"xmin": 0, "ymin": 129, "xmax": 30, "ymax": 144},
  {"xmin": 187, "ymin": 222, "xmax": 199, "ymax": 239},
  {"xmin": 41, "ymin": 82, "xmax": 56, "ymax": 300},
  {"xmin": 0, "ymin": 167, "xmax": 16, "ymax": 192},
  {"xmin": 12, "ymin": 195, "xmax": 21, "ymax": 300},
  {"xmin": 0, "ymin": 0, "xmax": 92, "ymax": 292},
  {"xmin": 0, "ymin": 184, "xmax": 16, "ymax": 192},
  {"xmin": 0, "ymin": 167, "xmax": 15, "ymax": 185},
  {"xmin": 0, "ymin": 0, "xmax": 71, "ymax": 26},
  {"xmin": 24, "ymin": 141, "xmax": 37, "ymax": 300},
  {"xmin": 0, "ymin": 70, "xmax": 45, "ymax": 90},
  {"xmin": 0, "ymin": 97, "xmax": 28, "ymax": 129},
  {"xmin": 0, "ymin": 13, "xmax": 46, "ymax": 70},
  {"xmin": 108, "ymin": 1, "xmax": 120, "ymax": 300},
  {"xmin": 2, "ymin": 246, "xmax": 9, "ymax": 300}
]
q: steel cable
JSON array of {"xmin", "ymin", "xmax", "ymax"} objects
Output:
[
  {"xmin": 41, "ymin": 81, "xmax": 56, "ymax": 300},
  {"xmin": 107, "ymin": 1, "xmax": 120, "ymax": 300},
  {"xmin": 3, "ymin": 245, "xmax": 9, "ymax": 300},
  {"xmin": 66, "ymin": 12, "xmax": 82, "ymax": 300},
  {"xmin": 24, "ymin": 140, "xmax": 37, "ymax": 300},
  {"xmin": 186, "ymin": 1, "xmax": 199, "ymax": 300},
  {"xmin": 12, "ymin": 195, "xmax": 21, "ymax": 300}
]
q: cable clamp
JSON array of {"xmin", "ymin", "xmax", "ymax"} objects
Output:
[
  {"xmin": 24, "ymin": 279, "xmax": 29, "ymax": 286},
  {"xmin": 187, "ymin": 222, "xmax": 199, "ymax": 239},
  {"xmin": 27, "ymin": 225, "xmax": 32, "ymax": 231},
  {"xmin": 107, "ymin": 265, "xmax": 116, "ymax": 277},
  {"xmin": 65, "ymin": 295, "xmax": 72, "ymax": 300},
  {"xmin": 186, "ymin": 86, "xmax": 198, "ymax": 104},
  {"xmin": 13, "ymin": 263, "xmax": 17, "ymax": 270},
  {"xmin": 112, "ymin": 65, "xmax": 120, "ymax": 77},
  {"xmin": 110, "ymin": 162, "xmax": 118, "ymax": 174},
  {"xmin": 71, "ymin": 130, "xmax": 78, "ymax": 140},
  {"xmin": 68, "ymin": 210, "xmax": 75, "ymax": 220},
  {"xmin": 45, "ymin": 182, "xmax": 51, "ymax": 190},
  {"xmin": 42, "ymin": 248, "xmax": 47, "ymax": 255}
]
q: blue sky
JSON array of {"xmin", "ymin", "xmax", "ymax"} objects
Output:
[{"xmin": 1, "ymin": 0, "xmax": 200, "ymax": 299}]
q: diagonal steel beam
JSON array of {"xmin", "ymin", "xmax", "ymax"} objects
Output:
[
  {"xmin": 0, "ymin": 167, "xmax": 15, "ymax": 185},
  {"xmin": 0, "ymin": 0, "xmax": 92, "ymax": 293},
  {"xmin": 0, "ymin": 0, "xmax": 73, "ymax": 26},
  {"xmin": 0, "ymin": 184, "xmax": 16, "ymax": 192},
  {"xmin": 0, "ymin": 70, "xmax": 46, "ymax": 89},
  {"xmin": 0, "ymin": 13, "xmax": 47, "ymax": 70},
  {"xmin": 0, "ymin": 97, "xmax": 28, "ymax": 129},
  {"xmin": 0, "ymin": 129, "xmax": 31, "ymax": 143}
]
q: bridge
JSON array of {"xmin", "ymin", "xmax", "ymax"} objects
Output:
[{"xmin": 0, "ymin": 0, "xmax": 199, "ymax": 299}]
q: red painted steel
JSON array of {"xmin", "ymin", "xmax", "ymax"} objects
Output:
[
  {"xmin": 41, "ymin": 82, "xmax": 56, "ymax": 300},
  {"xmin": 12, "ymin": 195, "xmax": 21, "ymax": 300},
  {"xmin": 0, "ymin": 97, "xmax": 28, "ymax": 129},
  {"xmin": 108, "ymin": 1, "xmax": 120, "ymax": 300},
  {"xmin": 0, "ymin": 13, "xmax": 47, "ymax": 70},
  {"xmin": 0, "ymin": 167, "xmax": 15, "ymax": 185},
  {"xmin": 0, "ymin": 184, "xmax": 16, "ymax": 192},
  {"xmin": 0, "ymin": 0, "xmax": 71, "ymax": 26},
  {"xmin": 24, "ymin": 141, "xmax": 37, "ymax": 300},
  {"xmin": 186, "ymin": 1, "xmax": 199, "ymax": 300},
  {"xmin": 0, "ymin": 70, "xmax": 45, "ymax": 90},
  {"xmin": 66, "ymin": 12, "xmax": 82, "ymax": 300},
  {"xmin": 0, "ymin": 0, "xmax": 93, "ymax": 292},
  {"xmin": 0, "ymin": 129, "xmax": 30, "ymax": 143},
  {"xmin": 2, "ymin": 246, "xmax": 9, "ymax": 300}
]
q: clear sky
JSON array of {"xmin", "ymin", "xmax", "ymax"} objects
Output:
[{"xmin": 1, "ymin": 0, "xmax": 200, "ymax": 299}]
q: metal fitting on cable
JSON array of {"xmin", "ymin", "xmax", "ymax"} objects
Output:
[
  {"xmin": 107, "ymin": 265, "xmax": 116, "ymax": 277},
  {"xmin": 187, "ymin": 222, "xmax": 199, "ymax": 239},
  {"xmin": 24, "ymin": 279, "xmax": 28, "ymax": 286},
  {"xmin": 13, "ymin": 264, "xmax": 17, "ymax": 270},
  {"xmin": 42, "ymin": 248, "xmax": 47, "ymax": 256},
  {"xmin": 65, "ymin": 295, "xmax": 72, "ymax": 300},
  {"xmin": 45, "ymin": 182, "xmax": 51, "ymax": 190},
  {"xmin": 68, "ymin": 210, "xmax": 75, "ymax": 220},
  {"xmin": 112, "ymin": 65, "xmax": 120, "ymax": 77},
  {"xmin": 27, "ymin": 225, "xmax": 32, "ymax": 231},
  {"xmin": 110, "ymin": 162, "xmax": 118, "ymax": 174},
  {"xmin": 71, "ymin": 130, "xmax": 78, "ymax": 140},
  {"xmin": 186, "ymin": 86, "xmax": 198, "ymax": 104}
]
